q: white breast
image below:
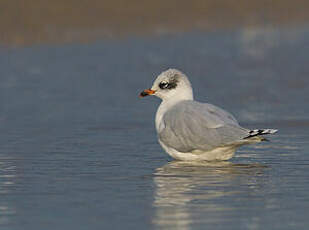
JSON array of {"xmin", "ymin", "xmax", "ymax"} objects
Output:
[{"xmin": 155, "ymin": 102, "xmax": 168, "ymax": 133}]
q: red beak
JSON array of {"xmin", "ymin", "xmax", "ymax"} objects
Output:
[{"xmin": 139, "ymin": 89, "xmax": 156, "ymax": 98}]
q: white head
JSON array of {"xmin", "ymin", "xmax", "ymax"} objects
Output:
[{"xmin": 140, "ymin": 69, "xmax": 194, "ymax": 102}]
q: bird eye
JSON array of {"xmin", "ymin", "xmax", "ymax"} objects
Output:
[{"xmin": 159, "ymin": 81, "xmax": 169, "ymax": 89}]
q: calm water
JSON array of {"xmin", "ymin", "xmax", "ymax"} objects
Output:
[{"xmin": 0, "ymin": 27, "xmax": 309, "ymax": 230}]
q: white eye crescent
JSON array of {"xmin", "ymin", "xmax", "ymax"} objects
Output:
[{"xmin": 159, "ymin": 81, "xmax": 169, "ymax": 89}]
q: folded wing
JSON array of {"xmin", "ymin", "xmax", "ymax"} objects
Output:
[{"xmin": 158, "ymin": 101, "xmax": 249, "ymax": 152}]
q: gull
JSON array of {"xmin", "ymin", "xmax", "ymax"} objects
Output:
[{"xmin": 140, "ymin": 69, "xmax": 277, "ymax": 161}]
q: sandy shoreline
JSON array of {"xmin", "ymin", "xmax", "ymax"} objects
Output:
[{"xmin": 1, "ymin": 0, "xmax": 309, "ymax": 45}]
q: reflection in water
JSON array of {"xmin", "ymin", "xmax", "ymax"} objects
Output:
[
  {"xmin": 152, "ymin": 161, "xmax": 267, "ymax": 230},
  {"xmin": 0, "ymin": 161, "xmax": 17, "ymax": 226}
]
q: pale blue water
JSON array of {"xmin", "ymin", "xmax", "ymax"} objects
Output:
[{"xmin": 0, "ymin": 27, "xmax": 309, "ymax": 229}]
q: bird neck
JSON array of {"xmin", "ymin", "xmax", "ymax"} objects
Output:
[{"xmin": 163, "ymin": 88, "xmax": 193, "ymax": 105}]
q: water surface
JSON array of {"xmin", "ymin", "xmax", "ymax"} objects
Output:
[{"xmin": 0, "ymin": 26, "xmax": 308, "ymax": 230}]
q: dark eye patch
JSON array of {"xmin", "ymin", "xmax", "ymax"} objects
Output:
[
  {"xmin": 159, "ymin": 82, "xmax": 169, "ymax": 89},
  {"xmin": 159, "ymin": 77, "xmax": 178, "ymax": 90}
]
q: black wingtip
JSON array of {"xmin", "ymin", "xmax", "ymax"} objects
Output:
[{"xmin": 244, "ymin": 129, "xmax": 278, "ymax": 139}]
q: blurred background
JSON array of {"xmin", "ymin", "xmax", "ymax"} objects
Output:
[
  {"xmin": 1, "ymin": 0, "xmax": 309, "ymax": 46},
  {"xmin": 0, "ymin": 1, "xmax": 309, "ymax": 230}
]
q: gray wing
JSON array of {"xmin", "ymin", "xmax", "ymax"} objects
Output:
[{"xmin": 159, "ymin": 101, "xmax": 249, "ymax": 152}]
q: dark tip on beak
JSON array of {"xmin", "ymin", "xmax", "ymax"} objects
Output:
[
  {"xmin": 139, "ymin": 89, "xmax": 156, "ymax": 98},
  {"xmin": 140, "ymin": 91, "xmax": 149, "ymax": 97}
]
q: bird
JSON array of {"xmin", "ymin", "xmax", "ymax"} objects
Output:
[{"xmin": 139, "ymin": 69, "xmax": 278, "ymax": 161}]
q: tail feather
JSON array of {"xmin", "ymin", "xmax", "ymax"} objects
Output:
[{"xmin": 244, "ymin": 129, "xmax": 278, "ymax": 139}]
